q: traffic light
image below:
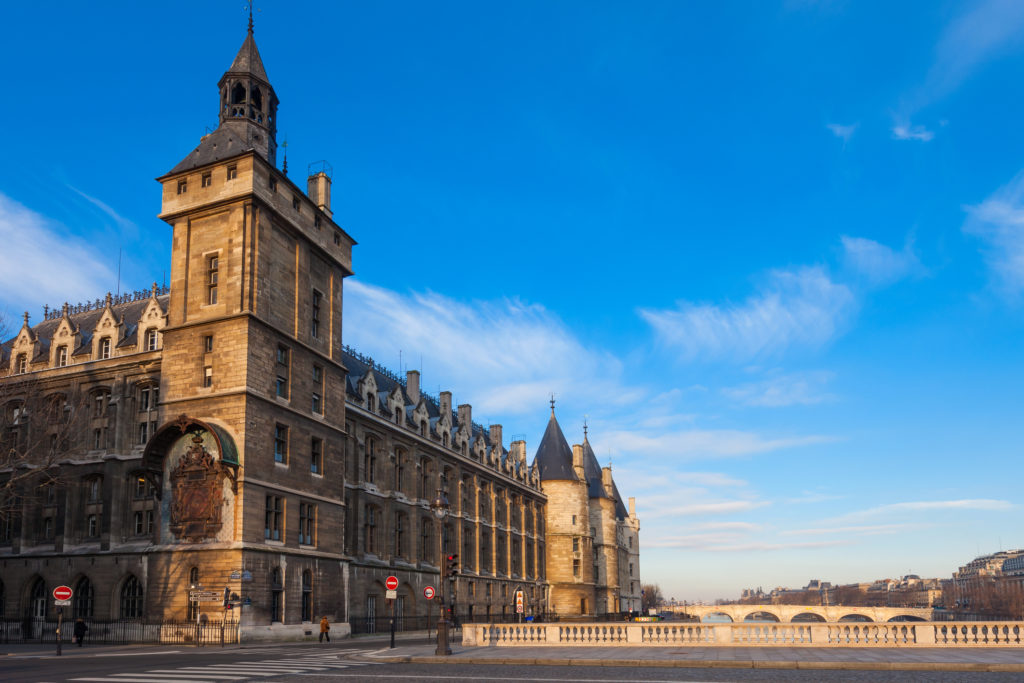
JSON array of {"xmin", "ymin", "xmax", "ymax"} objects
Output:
[{"xmin": 446, "ymin": 553, "xmax": 459, "ymax": 576}]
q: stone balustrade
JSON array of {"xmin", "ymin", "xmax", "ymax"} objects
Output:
[{"xmin": 462, "ymin": 621, "xmax": 1024, "ymax": 648}]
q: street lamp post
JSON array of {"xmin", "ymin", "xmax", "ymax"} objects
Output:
[{"xmin": 431, "ymin": 489, "xmax": 451, "ymax": 656}]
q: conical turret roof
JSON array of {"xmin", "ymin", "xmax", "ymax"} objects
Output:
[
  {"xmin": 582, "ymin": 436, "xmax": 610, "ymax": 499},
  {"xmin": 533, "ymin": 410, "xmax": 578, "ymax": 481},
  {"xmin": 224, "ymin": 28, "xmax": 269, "ymax": 83}
]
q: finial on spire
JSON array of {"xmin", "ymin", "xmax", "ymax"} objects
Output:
[
  {"xmin": 247, "ymin": 0, "xmax": 254, "ymax": 33},
  {"xmin": 549, "ymin": 393, "xmax": 556, "ymax": 416},
  {"xmin": 583, "ymin": 415, "xmax": 588, "ymax": 438},
  {"xmin": 282, "ymin": 137, "xmax": 288, "ymax": 175},
  {"xmin": 23, "ymin": 311, "xmax": 29, "ymax": 326}
]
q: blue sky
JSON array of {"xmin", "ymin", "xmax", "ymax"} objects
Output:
[{"xmin": 2, "ymin": 1, "xmax": 1023, "ymax": 602}]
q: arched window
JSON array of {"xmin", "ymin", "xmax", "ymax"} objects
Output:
[
  {"xmin": 73, "ymin": 577, "xmax": 94, "ymax": 619},
  {"xmin": 301, "ymin": 570, "xmax": 313, "ymax": 622},
  {"xmin": 270, "ymin": 568, "xmax": 283, "ymax": 623},
  {"xmin": 120, "ymin": 575, "xmax": 144, "ymax": 618},
  {"xmin": 250, "ymin": 86, "xmax": 263, "ymax": 110},
  {"xmin": 30, "ymin": 578, "xmax": 46, "ymax": 618},
  {"xmin": 187, "ymin": 567, "xmax": 199, "ymax": 620},
  {"xmin": 231, "ymin": 82, "xmax": 246, "ymax": 104}
]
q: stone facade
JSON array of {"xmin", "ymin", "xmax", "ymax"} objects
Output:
[{"xmin": 0, "ymin": 23, "xmax": 639, "ymax": 635}]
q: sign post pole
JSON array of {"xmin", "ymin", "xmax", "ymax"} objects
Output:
[
  {"xmin": 384, "ymin": 575, "xmax": 399, "ymax": 649},
  {"xmin": 52, "ymin": 585, "xmax": 73, "ymax": 656},
  {"xmin": 56, "ymin": 606, "xmax": 62, "ymax": 656}
]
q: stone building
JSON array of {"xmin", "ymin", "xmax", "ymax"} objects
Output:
[
  {"xmin": 0, "ymin": 22, "xmax": 638, "ymax": 635},
  {"xmin": 532, "ymin": 406, "xmax": 640, "ymax": 617}
]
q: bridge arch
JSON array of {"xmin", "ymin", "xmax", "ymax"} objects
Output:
[
  {"xmin": 701, "ymin": 612, "xmax": 734, "ymax": 622},
  {"xmin": 743, "ymin": 611, "xmax": 780, "ymax": 622},
  {"xmin": 791, "ymin": 612, "xmax": 826, "ymax": 622},
  {"xmin": 837, "ymin": 613, "xmax": 874, "ymax": 622},
  {"xmin": 887, "ymin": 614, "xmax": 926, "ymax": 622}
]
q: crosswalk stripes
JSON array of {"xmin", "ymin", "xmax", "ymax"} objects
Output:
[{"xmin": 69, "ymin": 650, "xmax": 384, "ymax": 682}]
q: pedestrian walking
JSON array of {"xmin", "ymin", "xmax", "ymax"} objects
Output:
[
  {"xmin": 73, "ymin": 618, "xmax": 89, "ymax": 647},
  {"xmin": 319, "ymin": 616, "xmax": 330, "ymax": 643}
]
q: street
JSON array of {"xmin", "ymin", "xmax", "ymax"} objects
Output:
[{"xmin": 2, "ymin": 640, "xmax": 1023, "ymax": 683}]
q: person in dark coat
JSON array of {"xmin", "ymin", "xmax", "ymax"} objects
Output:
[{"xmin": 73, "ymin": 619, "xmax": 89, "ymax": 647}]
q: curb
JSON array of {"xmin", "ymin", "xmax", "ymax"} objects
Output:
[{"xmin": 363, "ymin": 654, "xmax": 1024, "ymax": 673}]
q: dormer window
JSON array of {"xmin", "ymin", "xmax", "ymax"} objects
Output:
[
  {"xmin": 145, "ymin": 329, "xmax": 159, "ymax": 351},
  {"xmin": 15, "ymin": 354, "xmax": 26, "ymax": 374},
  {"xmin": 99, "ymin": 338, "xmax": 111, "ymax": 359},
  {"xmin": 56, "ymin": 346, "xmax": 68, "ymax": 367}
]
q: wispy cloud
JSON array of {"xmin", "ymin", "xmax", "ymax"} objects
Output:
[
  {"xmin": 891, "ymin": 123, "xmax": 934, "ymax": 142},
  {"xmin": 913, "ymin": 0, "xmax": 1024, "ymax": 112},
  {"xmin": 67, "ymin": 185, "xmax": 137, "ymax": 233},
  {"xmin": 963, "ymin": 171, "xmax": 1024, "ymax": 295},
  {"xmin": 640, "ymin": 266, "xmax": 856, "ymax": 361},
  {"xmin": 647, "ymin": 536, "xmax": 847, "ymax": 552},
  {"xmin": 781, "ymin": 523, "xmax": 917, "ymax": 537},
  {"xmin": 643, "ymin": 500, "xmax": 770, "ymax": 520},
  {"xmin": 0, "ymin": 193, "xmax": 115, "ymax": 317},
  {"xmin": 841, "ymin": 235, "xmax": 923, "ymax": 285},
  {"xmin": 784, "ymin": 490, "xmax": 844, "ymax": 505},
  {"xmin": 603, "ymin": 427, "xmax": 836, "ymax": 460},
  {"xmin": 826, "ymin": 123, "xmax": 857, "ymax": 143},
  {"xmin": 830, "ymin": 499, "xmax": 1015, "ymax": 523},
  {"xmin": 722, "ymin": 370, "xmax": 836, "ymax": 407},
  {"xmin": 344, "ymin": 280, "xmax": 638, "ymax": 416}
]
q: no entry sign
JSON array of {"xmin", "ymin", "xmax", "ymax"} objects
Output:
[
  {"xmin": 423, "ymin": 586, "xmax": 435, "ymax": 600},
  {"xmin": 53, "ymin": 585, "xmax": 73, "ymax": 601},
  {"xmin": 385, "ymin": 575, "xmax": 399, "ymax": 591}
]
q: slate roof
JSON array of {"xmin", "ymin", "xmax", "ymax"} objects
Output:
[
  {"xmin": 611, "ymin": 480, "xmax": 629, "ymax": 520},
  {"xmin": 533, "ymin": 411, "xmax": 578, "ymax": 481},
  {"xmin": 167, "ymin": 126, "xmax": 260, "ymax": 176},
  {"xmin": 581, "ymin": 436, "xmax": 610, "ymax": 499}
]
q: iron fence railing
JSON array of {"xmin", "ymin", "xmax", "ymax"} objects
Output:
[{"xmin": 0, "ymin": 618, "xmax": 239, "ymax": 645}]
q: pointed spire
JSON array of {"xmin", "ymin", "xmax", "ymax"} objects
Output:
[
  {"xmin": 533, "ymin": 404, "xmax": 578, "ymax": 481},
  {"xmin": 248, "ymin": 0, "xmax": 254, "ymax": 34},
  {"xmin": 226, "ymin": 28, "xmax": 269, "ymax": 83}
]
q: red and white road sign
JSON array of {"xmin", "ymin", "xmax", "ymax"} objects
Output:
[
  {"xmin": 53, "ymin": 585, "xmax": 73, "ymax": 601},
  {"xmin": 385, "ymin": 575, "xmax": 399, "ymax": 591},
  {"xmin": 423, "ymin": 586, "xmax": 435, "ymax": 600}
]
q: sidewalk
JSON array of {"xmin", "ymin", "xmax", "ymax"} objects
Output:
[{"xmin": 361, "ymin": 642, "xmax": 1024, "ymax": 672}]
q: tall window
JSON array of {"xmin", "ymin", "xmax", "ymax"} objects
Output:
[
  {"xmin": 363, "ymin": 505, "xmax": 377, "ymax": 554},
  {"xmin": 310, "ymin": 437, "xmax": 322, "ymax": 474},
  {"xmin": 207, "ymin": 255, "xmax": 219, "ymax": 305},
  {"xmin": 87, "ymin": 514, "xmax": 98, "ymax": 537},
  {"xmin": 73, "ymin": 577, "xmax": 94, "ymax": 619},
  {"xmin": 139, "ymin": 385, "xmax": 158, "ymax": 412},
  {"xmin": 394, "ymin": 512, "xmax": 406, "ymax": 558},
  {"xmin": 311, "ymin": 290, "xmax": 322, "ymax": 339},
  {"xmin": 56, "ymin": 346, "xmax": 68, "ymax": 367},
  {"xmin": 363, "ymin": 439, "xmax": 376, "ymax": 483},
  {"xmin": 276, "ymin": 345, "xmax": 289, "ymax": 398},
  {"xmin": 270, "ymin": 568, "xmax": 283, "ymax": 622},
  {"xmin": 312, "ymin": 365, "xmax": 323, "ymax": 414},
  {"xmin": 573, "ymin": 559, "xmax": 581, "ymax": 578},
  {"xmin": 265, "ymin": 495, "xmax": 283, "ymax": 541},
  {"xmin": 301, "ymin": 570, "xmax": 313, "ymax": 622},
  {"xmin": 394, "ymin": 450, "xmax": 405, "ymax": 493},
  {"xmin": 93, "ymin": 390, "xmax": 108, "ymax": 417},
  {"xmin": 274, "ymin": 424, "xmax": 288, "ymax": 463},
  {"xmin": 298, "ymin": 502, "xmax": 315, "ymax": 545},
  {"xmin": 30, "ymin": 578, "xmax": 46, "ymax": 618},
  {"xmin": 145, "ymin": 329, "xmax": 159, "ymax": 351},
  {"xmin": 120, "ymin": 575, "xmax": 144, "ymax": 618},
  {"xmin": 421, "ymin": 517, "xmax": 432, "ymax": 564},
  {"xmin": 15, "ymin": 354, "xmax": 26, "ymax": 374},
  {"xmin": 99, "ymin": 338, "xmax": 111, "ymax": 359},
  {"xmin": 187, "ymin": 567, "xmax": 199, "ymax": 620}
]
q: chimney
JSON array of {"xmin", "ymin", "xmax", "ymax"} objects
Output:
[
  {"xmin": 602, "ymin": 466, "xmax": 613, "ymax": 495},
  {"xmin": 307, "ymin": 163, "xmax": 333, "ymax": 217},
  {"xmin": 457, "ymin": 403, "xmax": 472, "ymax": 429},
  {"xmin": 628, "ymin": 497, "xmax": 636, "ymax": 517},
  {"xmin": 489, "ymin": 424, "xmax": 503, "ymax": 452},
  {"xmin": 406, "ymin": 370, "xmax": 420, "ymax": 404},
  {"xmin": 511, "ymin": 439, "xmax": 527, "ymax": 465},
  {"xmin": 572, "ymin": 444, "xmax": 584, "ymax": 478},
  {"xmin": 440, "ymin": 391, "xmax": 452, "ymax": 415}
]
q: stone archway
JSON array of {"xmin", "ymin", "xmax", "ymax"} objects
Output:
[
  {"xmin": 791, "ymin": 612, "xmax": 826, "ymax": 622},
  {"xmin": 701, "ymin": 611, "xmax": 734, "ymax": 622},
  {"xmin": 743, "ymin": 611, "xmax": 780, "ymax": 622},
  {"xmin": 838, "ymin": 613, "xmax": 874, "ymax": 622}
]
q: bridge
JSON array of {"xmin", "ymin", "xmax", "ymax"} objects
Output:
[{"xmin": 666, "ymin": 604, "xmax": 933, "ymax": 623}]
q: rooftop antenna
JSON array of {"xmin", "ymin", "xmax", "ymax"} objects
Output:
[
  {"xmin": 399, "ymin": 349, "xmax": 403, "ymax": 374},
  {"xmin": 116, "ymin": 247, "xmax": 122, "ymax": 297},
  {"xmin": 282, "ymin": 137, "xmax": 288, "ymax": 176}
]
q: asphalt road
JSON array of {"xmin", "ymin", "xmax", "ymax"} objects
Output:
[{"xmin": 3, "ymin": 641, "xmax": 1022, "ymax": 683}]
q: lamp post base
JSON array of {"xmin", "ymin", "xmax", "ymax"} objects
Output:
[{"xmin": 435, "ymin": 617, "xmax": 452, "ymax": 656}]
